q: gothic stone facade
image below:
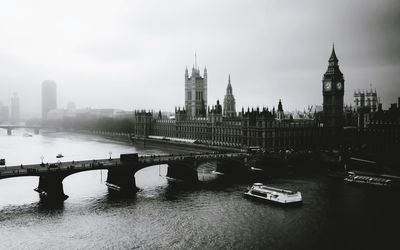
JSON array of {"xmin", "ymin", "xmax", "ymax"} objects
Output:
[
  {"xmin": 136, "ymin": 107, "xmax": 324, "ymax": 151},
  {"xmin": 322, "ymin": 45, "xmax": 344, "ymax": 128},
  {"xmin": 223, "ymin": 75, "xmax": 236, "ymax": 118},
  {"xmin": 185, "ymin": 66, "xmax": 207, "ymax": 118}
]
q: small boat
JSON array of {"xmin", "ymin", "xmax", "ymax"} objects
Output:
[
  {"xmin": 211, "ymin": 170, "xmax": 224, "ymax": 176},
  {"xmin": 34, "ymin": 187, "xmax": 69, "ymax": 200},
  {"xmin": 34, "ymin": 187, "xmax": 48, "ymax": 198},
  {"xmin": 105, "ymin": 182, "xmax": 121, "ymax": 191},
  {"xmin": 244, "ymin": 183, "xmax": 302, "ymax": 204},
  {"xmin": 23, "ymin": 133, "xmax": 33, "ymax": 137},
  {"xmin": 56, "ymin": 153, "xmax": 64, "ymax": 158},
  {"xmin": 344, "ymin": 171, "xmax": 392, "ymax": 187},
  {"xmin": 250, "ymin": 167, "xmax": 264, "ymax": 171}
]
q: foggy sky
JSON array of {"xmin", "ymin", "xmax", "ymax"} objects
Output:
[{"xmin": 1, "ymin": 0, "xmax": 399, "ymax": 118}]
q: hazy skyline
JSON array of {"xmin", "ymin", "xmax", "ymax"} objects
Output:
[{"xmin": 1, "ymin": 0, "xmax": 399, "ymax": 118}]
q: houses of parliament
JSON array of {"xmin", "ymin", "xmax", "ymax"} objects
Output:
[{"xmin": 133, "ymin": 48, "xmax": 400, "ymax": 153}]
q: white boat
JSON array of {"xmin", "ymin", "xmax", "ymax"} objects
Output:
[
  {"xmin": 244, "ymin": 183, "xmax": 302, "ymax": 204},
  {"xmin": 211, "ymin": 170, "xmax": 224, "ymax": 176},
  {"xmin": 23, "ymin": 133, "xmax": 33, "ymax": 137},
  {"xmin": 105, "ymin": 182, "xmax": 121, "ymax": 191}
]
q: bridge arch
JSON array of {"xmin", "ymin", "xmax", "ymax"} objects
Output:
[
  {"xmin": 62, "ymin": 168, "xmax": 108, "ymax": 180},
  {"xmin": 62, "ymin": 169, "xmax": 109, "ymax": 197},
  {"xmin": 0, "ymin": 152, "xmax": 251, "ymax": 202}
]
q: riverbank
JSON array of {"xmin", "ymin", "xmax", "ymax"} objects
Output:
[
  {"xmin": 69, "ymin": 130, "xmax": 218, "ymax": 154},
  {"xmin": 131, "ymin": 136, "xmax": 244, "ymax": 153},
  {"xmin": 72, "ymin": 129, "xmax": 243, "ymax": 153}
]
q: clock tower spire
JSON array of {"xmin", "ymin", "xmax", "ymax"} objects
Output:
[{"xmin": 322, "ymin": 45, "xmax": 344, "ymax": 128}]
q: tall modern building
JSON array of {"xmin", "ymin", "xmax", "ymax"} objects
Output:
[
  {"xmin": 223, "ymin": 75, "xmax": 236, "ymax": 118},
  {"xmin": 42, "ymin": 80, "xmax": 57, "ymax": 121},
  {"xmin": 185, "ymin": 57, "xmax": 207, "ymax": 118},
  {"xmin": 0, "ymin": 102, "xmax": 9, "ymax": 123},
  {"xmin": 10, "ymin": 93, "xmax": 20, "ymax": 124},
  {"xmin": 322, "ymin": 45, "xmax": 344, "ymax": 128}
]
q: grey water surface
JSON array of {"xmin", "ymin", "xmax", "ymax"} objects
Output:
[{"xmin": 0, "ymin": 130, "xmax": 399, "ymax": 250}]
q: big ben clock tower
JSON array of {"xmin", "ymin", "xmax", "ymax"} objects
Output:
[{"xmin": 322, "ymin": 45, "xmax": 344, "ymax": 128}]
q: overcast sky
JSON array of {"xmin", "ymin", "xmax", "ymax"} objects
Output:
[{"xmin": 0, "ymin": 0, "xmax": 399, "ymax": 117}]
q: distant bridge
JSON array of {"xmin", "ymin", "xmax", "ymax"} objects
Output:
[
  {"xmin": 0, "ymin": 152, "xmax": 251, "ymax": 201},
  {"xmin": 0, "ymin": 125, "xmax": 53, "ymax": 135}
]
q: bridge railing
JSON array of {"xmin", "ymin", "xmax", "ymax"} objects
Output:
[
  {"xmin": 0, "ymin": 158, "xmax": 123, "ymax": 178},
  {"xmin": 0, "ymin": 152, "xmax": 249, "ymax": 178}
]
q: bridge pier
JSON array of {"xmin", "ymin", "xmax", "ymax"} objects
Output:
[
  {"xmin": 35, "ymin": 173, "xmax": 68, "ymax": 201},
  {"xmin": 7, "ymin": 128, "xmax": 12, "ymax": 135},
  {"xmin": 106, "ymin": 167, "xmax": 138, "ymax": 192},
  {"xmin": 34, "ymin": 128, "xmax": 40, "ymax": 135},
  {"xmin": 106, "ymin": 154, "xmax": 139, "ymax": 193},
  {"xmin": 167, "ymin": 162, "xmax": 198, "ymax": 183}
]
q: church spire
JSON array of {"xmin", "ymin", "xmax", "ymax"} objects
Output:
[
  {"xmin": 223, "ymin": 74, "xmax": 236, "ymax": 117},
  {"xmin": 329, "ymin": 43, "xmax": 338, "ymax": 63},
  {"xmin": 277, "ymin": 99, "xmax": 283, "ymax": 112},
  {"xmin": 226, "ymin": 74, "xmax": 232, "ymax": 94}
]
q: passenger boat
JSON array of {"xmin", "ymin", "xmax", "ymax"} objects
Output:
[
  {"xmin": 344, "ymin": 171, "xmax": 393, "ymax": 187},
  {"xmin": 56, "ymin": 153, "xmax": 64, "ymax": 158},
  {"xmin": 244, "ymin": 183, "xmax": 302, "ymax": 204}
]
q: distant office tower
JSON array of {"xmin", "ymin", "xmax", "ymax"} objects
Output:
[
  {"xmin": 354, "ymin": 89, "xmax": 379, "ymax": 112},
  {"xmin": 10, "ymin": 92, "xmax": 20, "ymax": 124},
  {"xmin": 42, "ymin": 80, "xmax": 57, "ymax": 121},
  {"xmin": 223, "ymin": 75, "xmax": 236, "ymax": 118},
  {"xmin": 185, "ymin": 55, "xmax": 207, "ymax": 118},
  {"xmin": 0, "ymin": 102, "xmax": 9, "ymax": 123}
]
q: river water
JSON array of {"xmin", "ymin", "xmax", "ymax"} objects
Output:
[{"xmin": 0, "ymin": 129, "xmax": 399, "ymax": 250}]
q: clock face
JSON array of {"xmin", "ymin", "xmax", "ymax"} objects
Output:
[
  {"xmin": 324, "ymin": 81, "xmax": 332, "ymax": 91},
  {"xmin": 336, "ymin": 82, "xmax": 342, "ymax": 90}
]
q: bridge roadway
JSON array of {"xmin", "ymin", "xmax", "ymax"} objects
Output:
[
  {"xmin": 0, "ymin": 152, "xmax": 250, "ymax": 200},
  {"xmin": 0, "ymin": 152, "xmax": 249, "ymax": 179}
]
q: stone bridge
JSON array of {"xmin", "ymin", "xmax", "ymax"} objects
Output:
[
  {"xmin": 0, "ymin": 125, "xmax": 51, "ymax": 135},
  {"xmin": 0, "ymin": 152, "xmax": 251, "ymax": 201}
]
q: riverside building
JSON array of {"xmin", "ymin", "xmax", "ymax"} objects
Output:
[{"xmin": 131, "ymin": 49, "xmax": 399, "ymax": 153}]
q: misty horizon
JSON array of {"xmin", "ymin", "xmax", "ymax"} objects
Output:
[{"xmin": 1, "ymin": 0, "xmax": 399, "ymax": 119}]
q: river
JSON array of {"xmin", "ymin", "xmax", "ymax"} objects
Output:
[{"xmin": 0, "ymin": 129, "xmax": 399, "ymax": 249}]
